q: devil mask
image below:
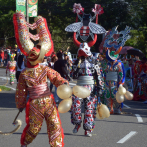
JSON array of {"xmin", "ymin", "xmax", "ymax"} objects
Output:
[{"xmin": 13, "ymin": 12, "xmax": 54, "ymax": 66}]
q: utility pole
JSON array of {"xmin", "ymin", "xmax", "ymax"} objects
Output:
[{"xmin": 26, "ymin": 0, "xmax": 29, "ymax": 24}]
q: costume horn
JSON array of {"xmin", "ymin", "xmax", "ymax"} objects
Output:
[
  {"xmin": 73, "ymin": 32, "xmax": 81, "ymax": 47},
  {"xmin": 87, "ymin": 34, "xmax": 97, "ymax": 47},
  {"xmin": 13, "ymin": 13, "xmax": 34, "ymax": 56},
  {"xmin": 13, "ymin": 12, "xmax": 54, "ymax": 65}
]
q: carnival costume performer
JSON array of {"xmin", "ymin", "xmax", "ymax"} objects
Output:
[
  {"xmin": 6, "ymin": 53, "xmax": 16, "ymax": 84},
  {"xmin": 133, "ymin": 57, "xmax": 147, "ymax": 101},
  {"xmin": 13, "ymin": 12, "xmax": 68, "ymax": 147},
  {"xmin": 65, "ymin": 3, "xmax": 105, "ymax": 137},
  {"xmin": 100, "ymin": 26, "xmax": 131, "ymax": 114}
]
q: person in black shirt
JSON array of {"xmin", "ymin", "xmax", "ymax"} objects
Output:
[
  {"xmin": 54, "ymin": 52, "xmax": 72, "ymax": 104},
  {"xmin": 54, "ymin": 52, "xmax": 71, "ymax": 80}
]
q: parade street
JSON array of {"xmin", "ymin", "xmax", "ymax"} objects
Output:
[{"xmin": 0, "ymin": 68, "xmax": 147, "ymax": 147}]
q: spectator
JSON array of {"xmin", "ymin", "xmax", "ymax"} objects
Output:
[
  {"xmin": 14, "ymin": 44, "xmax": 21, "ymax": 61},
  {"xmin": 49, "ymin": 54, "xmax": 58, "ymax": 69},
  {"xmin": 63, "ymin": 52, "xmax": 68, "ymax": 64},
  {"xmin": 6, "ymin": 53, "xmax": 16, "ymax": 85},
  {"xmin": 0, "ymin": 50, "xmax": 4, "ymax": 66},
  {"xmin": 128, "ymin": 58, "xmax": 135, "ymax": 81},
  {"xmin": 67, "ymin": 56, "xmax": 73, "ymax": 78},
  {"xmin": 54, "ymin": 52, "xmax": 70, "ymax": 79},
  {"xmin": 14, "ymin": 45, "xmax": 18, "ymax": 61},
  {"xmin": 49, "ymin": 54, "xmax": 58, "ymax": 92},
  {"xmin": 16, "ymin": 55, "xmax": 25, "ymax": 82},
  {"xmin": 4, "ymin": 50, "xmax": 8, "ymax": 66},
  {"xmin": 7, "ymin": 49, "xmax": 11, "ymax": 62},
  {"xmin": 39, "ymin": 57, "xmax": 48, "ymax": 66},
  {"xmin": 64, "ymin": 52, "xmax": 73, "ymax": 76},
  {"xmin": 54, "ymin": 52, "xmax": 71, "ymax": 104},
  {"xmin": 135, "ymin": 55, "xmax": 140, "ymax": 61}
]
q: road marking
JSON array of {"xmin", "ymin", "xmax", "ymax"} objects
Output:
[
  {"xmin": 123, "ymin": 104, "xmax": 131, "ymax": 108},
  {"xmin": 117, "ymin": 131, "xmax": 137, "ymax": 143},
  {"xmin": 0, "ymin": 76, "xmax": 9, "ymax": 80},
  {"xmin": 135, "ymin": 114, "xmax": 143, "ymax": 122}
]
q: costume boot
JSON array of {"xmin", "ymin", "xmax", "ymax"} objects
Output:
[
  {"xmin": 85, "ymin": 130, "xmax": 92, "ymax": 137},
  {"xmin": 114, "ymin": 108, "xmax": 122, "ymax": 114},
  {"xmin": 73, "ymin": 124, "xmax": 81, "ymax": 133}
]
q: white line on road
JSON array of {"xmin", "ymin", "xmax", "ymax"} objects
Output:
[
  {"xmin": 123, "ymin": 104, "xmax": 131, "ymax": 108},
  {"xmin": 117, "ymin": 131, "xmax": 137, "ymax": 144},
  {"xmin": 135, "ymin": 114, "xmax": 143, "ymax": 122},
  {"xmin": 0, "ymin": 76, "xmax": 10, "ymax": 80}
]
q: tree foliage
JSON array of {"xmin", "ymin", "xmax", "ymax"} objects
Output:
[{"xmin": 0, "ymin": 0, "xmax": 147, "ymax": 56}]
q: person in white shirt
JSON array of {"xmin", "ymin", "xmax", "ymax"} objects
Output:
[{"xmin": 39, "ymin": 57, "xmax": 48, "ymax": 66}]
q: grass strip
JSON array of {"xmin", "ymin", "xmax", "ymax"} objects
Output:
[{"xmin": 0, "ymin": 86, "xmax": 11, "ymax": 91}]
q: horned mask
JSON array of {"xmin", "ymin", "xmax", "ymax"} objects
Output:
[
  {"xmin": 65, "ymin": 3, "xmax": 106, "ymax": 57},
  {"xmin": 13, "ymin": 12, "xmax": 54, "ymax": 66}
]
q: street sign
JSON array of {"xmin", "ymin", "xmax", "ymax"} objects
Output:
[
  {"xmin": 16, "ymin": 0, "xmax": 26, "ymax": 15},
  {"xmin": 28, "ymin": 0, "xmax": 38, "ymax": 17}
]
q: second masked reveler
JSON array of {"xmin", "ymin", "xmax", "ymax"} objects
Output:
[{"xmin": 65, "ymin": 3, "xmax": 105, "ymax": 137}]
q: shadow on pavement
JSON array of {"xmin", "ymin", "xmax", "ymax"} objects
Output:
[
  {"xmin": 64, "ymin": 133, "xmax": 85, "ymax": 137},
  {"xmin": 0, "ymin": 92, "xmax": 16, "ymax": 108},
  {"xmin": 13, "ymin": 132, "xmax": 85, "ymax": 137},
  {"xmin": 95, "ymin": 119, "xmax": 147, "ymax": 125}
]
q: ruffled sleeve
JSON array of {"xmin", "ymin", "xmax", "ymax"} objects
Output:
[
  {"xmin": 47, "ymin": 67, "xmax": 69, "ymax": 87},
  {"xmin": 15, "ymin": 72, "xmax": 28, "ymax": 108}
]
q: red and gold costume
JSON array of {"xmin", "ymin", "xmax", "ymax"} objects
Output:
[
  {"xmin": 133, "ymin": 60, "xmax": 147, "ymax": 101},
  {"xmin": 13, "ymin": 12, "xmax": 68, "ymax": 147},
  {"xmin": 15, "ymin": 65, "xmax": 67, "ymax": 146}
]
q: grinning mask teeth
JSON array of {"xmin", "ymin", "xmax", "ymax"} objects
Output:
[
  {"xmin": 102, "ymin": 26, "xmax": 131, "ymax": 62},
  {"xmin": 77, "ymin": 43, "xmax": 92, "ymax": 57}
]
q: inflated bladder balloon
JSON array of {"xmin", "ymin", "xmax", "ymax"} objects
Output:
[
  {"xmin": 125, "ymin": 91, "xmax": 133, "ymax": 100},
  {"xmin": 57, "ymin": 84, "xmax": 72, "ymax": 99},
  {"xmin": 58, "ymin": 98, "xmax": 72, "ymax": 113},
  {"xmin": 96, "ymin": 110, "xmax": 105, "ymax": 119},
  {"xmin": 96, "ymin": 104, "xmax": 105, "ymax": 119},
  {"xmin": 99, "ymin": 104, "xmax": 110, "ymax": 118},
  {"xmin": 116, "ymin": 91, "xmax": 124, "ymax": 103},
  {"xmin": 118, "ymin": 84, "xmax": 126, "ymax": 95},
  {"xmin": 73, "ymin": 85, "xmax": 90, "ymax": 98}
]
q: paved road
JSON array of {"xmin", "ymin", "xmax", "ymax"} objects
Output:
[{"xmin": 0, "ymin": 68, "xmax": 147, "ymax": 147}]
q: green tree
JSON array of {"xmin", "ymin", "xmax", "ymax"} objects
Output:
[
  {"xmin": 0, "ymin": 0, "xmax": 15, "ymax": 47},
  {"xmin": 0, "ymin": 0, "xmax": 147, "ymax": 56}
]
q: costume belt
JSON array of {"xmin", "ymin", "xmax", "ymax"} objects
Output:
[
  {"xmin": 77, "ymin": 76, "xmax": 94, "ymax": 85},
  {"xmin": 106, "ymin": 72, "xmax": 118, "ymax": 81},
  {"xmin": 9, "ymin": 67, "xmax": 15, "ymax": 70},
  {"xmin": 27, "ymin": 83, "xmax": 51, "ymax": 99}
]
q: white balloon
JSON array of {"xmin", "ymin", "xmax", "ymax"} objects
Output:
[
  {"xmin": 118, "ymin": 84, "xmax": 126, "ymax": 95},
  {"xmin": 116, "ymin": 91, "xmax": 124, "ymax": 103},
  {"xmin": 99, "ymin": 104, "xmax": 110, "ymax": 118},
  {"xmin": 96, "ymin": 110, "xmax": 105, "ymax": 119},
  {"xmin": 57, "ymin": 84, "xmax": 72, "ymax": 99},
  {"xmin": 125, "ymin": 91, "xmax": 133, "ymax": 100},
  {"xmin": 73, "ymin": 85, "xmax": 90, "ymax": 98},
  {"xmin": 58, "ymin": 98, "xmax": 72, "ymax": 113}
]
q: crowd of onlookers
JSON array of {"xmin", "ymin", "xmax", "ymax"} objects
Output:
[
  {"xmin": 0, "ymin": 45, "xmax": 20, "ymax": 67},
  {"xmin": 1, "ymin": 44, "xmax": 147, "ymax": 104}
]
